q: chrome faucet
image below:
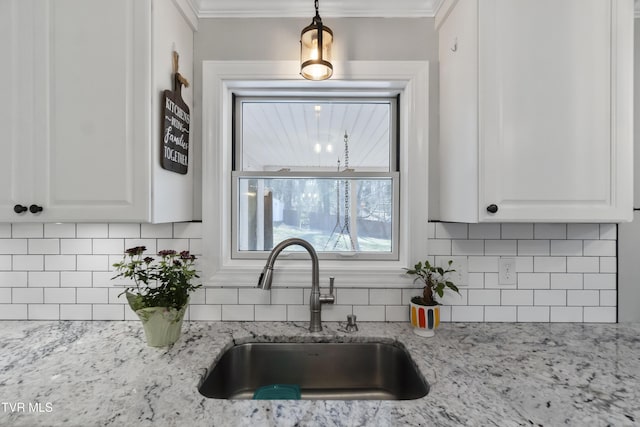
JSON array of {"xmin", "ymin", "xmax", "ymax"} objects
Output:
[{"xmin": 257, "ymin": 238, "xmax": 335, "ymax": 332}]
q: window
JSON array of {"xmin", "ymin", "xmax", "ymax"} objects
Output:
[
  {"xmin": 202, "ymin": 60, "xmax": 429, "ymax": 287},
  {"xmin": 232, "ymin": 97, "xmax": 399, "ymax": 260}
]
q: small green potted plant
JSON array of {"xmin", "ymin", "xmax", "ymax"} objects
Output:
[
  {"xmin": 404, "ymin": 259, "xmax": 460, "ymax": 337},
  {"xmin": 112, "ymin": 246, "xmax": 200, "ymax": 347}
]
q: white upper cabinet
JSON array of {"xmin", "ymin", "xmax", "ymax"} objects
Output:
[
  {"xmin": 437, "ymin": 0, "xmax": 633, "ymax": 222},
  {"xmin": 1, "ymin": 0, "xmax": 195, "ymax": 223}
]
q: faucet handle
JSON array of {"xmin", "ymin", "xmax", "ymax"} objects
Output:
[{"xmin": 320, "ymin": 276, "xmax": 336, "ymax": 304}]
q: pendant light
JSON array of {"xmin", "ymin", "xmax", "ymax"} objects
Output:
[{"xmin": 300, "ymin": 0, "xmax": 333, "ymax": 80}]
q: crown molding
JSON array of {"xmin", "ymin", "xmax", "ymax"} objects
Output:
[
  {"xmin": 183, "ymin": 0, "xmax": 639, "ymax": 20},
  {"xmin": 188, "ymin": 0, "xmax": 445, "ymax": 18}
]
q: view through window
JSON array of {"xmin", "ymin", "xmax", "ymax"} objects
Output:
[{"xmin": 233, "ymin": 97, "xmax": 399, "ymax": 259}]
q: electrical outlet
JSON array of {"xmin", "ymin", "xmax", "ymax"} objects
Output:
[{"xmin": 499, "ymin": 257, "xmax": 516, "ymax": 285}]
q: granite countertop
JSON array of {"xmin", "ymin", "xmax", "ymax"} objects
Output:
[{"xmin": 1, "ymin": 320, "xmax": 639, "ymax": 427}]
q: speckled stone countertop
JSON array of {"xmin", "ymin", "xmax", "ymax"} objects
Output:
[{"xmin": 1, "ymin": 320, "xmax": 639, "ymax": 427}]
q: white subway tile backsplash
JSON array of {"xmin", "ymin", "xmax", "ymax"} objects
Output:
[
  {"xmin": 108, "ymin": 224, "xmax": 140, "ymax": 238},
  {"xmin": 60, "ymin": 239, "xmax": 91, "ymax": 255},
  {"xmin": 189, "ymin": 304, "xmax": 222, "ymax": 321},
  {"xmin": 385, "ymin": 305, "xmax": 409, "ymax": 322},
  {"xmin": 0, "ymin": 272, "xmax": 28, "ymax": 287},
  {"xmin": 156, "ymin": 239, "xmax": 189, "ymax": 252},
  {"xmin": 370, "ymin": 289, "xmax": 401, "ymax": 305},
  {"xmin": 76, "ymin": 224, "xmax": 108, "ymax": 238},
  {"xmin": 44, "ymin": 288, "xmax": 76, "ymax": 304},
  {"xmin": 583, "ymin": 240, "xmax": 616, "ymax": 257},
  {"xmin": 502, "ymin": 289, "xmax": 534, "ymax": 306},
  {"xmin": 467, "ymin": 272, "xmax": 485, "ymax": 289},
  {"xmin": 484, "ymin": 306, "xmax": 517, "ymax": 322},
  {"xmin": 484, "ymin": 240, "xmax": 517, "ymax": 256},
  {"xmin": 550, "ymin": 306, "xmax": 583, "ymax": 322},
  {"xmin": 76, "ymin": 255, "xmax": 109, "ymax": 272},
  {"xmin": 550, "ymin": 240, "xmax": 582, "ymax": 256},
  {"xmin": 517, "ymin": 306, "xmax": 549, "ymax": 322},
  {"xmin": 320, "ymin": 304, "xmax": 353, "ymax": 321},
  {"xmin": 517, "ymin": 240, "xmax": 550, "ymax": 256},
  {"xmin": 13, "ymin": 255, "xmax": 44, "ymax": 271},
  {"xmin": 45, "ymin": 255, "xmax": 76, "ymax": 271},
  {"xmin": 429, "ymin": 239, "xmax": 452, "ymax": 255},
  {"xmin": 435, "ymin": 223, "xmax": 468, "ymax": 239},
  {"xmin": 174, "ymin": 222, "xmax": 203, "ymax": 239},
  {"xmin": 550, "ymin": 273, "xmax": 583, "ymax": 290},
  {"xmin": 92, "ymin": 239, "xmax": 124, "ymax": 255},
  {"xmin": 108, "ymin": 288, "xmax": 126, "ymax": 304},
  {"xmin": 468, "ymin": 256, "xmax": 499, "ymax": 272},
  {"xmin": 141, "ymin": 223, "xmax": 173, "ymax": 238},
  {"xmin": 28, "ymin": 272, "xmax": 60, "ymax": 287},
  {"xmin": 451, "ymin": 306, "xmax": 484, "ymax": 322},
  {"xmin": 221, "ymin": 305, "xmax": 254, "ymax": 321},
  {"xmin": 584, "ymin": 306, "xmax": 616, "ymax": 323},
  {"xmin": 44, "ymin": 223, "xmax": 76, "ymax": 238},
  {"xmin": 206, "ymin": 288, "xmax": 238, "ymax": 304},
  {"xmin": 60, "ymin": 304, "xmax": 92, "ymax": 320},
  {"xmin": 77, "ymin": 288, "xmax": 108, "ymax": 304},
  {"xmin": 0, "ymin": 239, "xmax": 28, "ymax": 255},
  {"xmin": 270, "ymin": 288, "xmax": 303, "ymax": 305},
  {"xmin": 567, "ymin": 290, "xmax": 599, "ymax": 306},
  {"xmin": 0, "ymin": 221, "xmax": 616, "ymax": 322},
  {"xmin": 452, "ymin": 240, "xmax": 484, "ymax": 256},
  {"xmin": 517, "ymin": 273, "xmax": 550, "ymax": 289},
  {"xmin": 0, "ymin": 224, "xmax": 11, "ymax": 238},
  {"xmin": 567, "ymin": 257, "xmax": 599, "ymax": 273},
  {"xmin": 567, "ymin": 224, "xmax": 599, "ymax": 240},
  {"xmin": 0, "ymin": 304, "xmax": 27, "ymax": 319},
  {"xmin": 534, "ymin": 224, "xmax": 566, "ymax": 240},
  {"xmin": 599, "ymin": 224, "xmax": 617, "ymax": 240},
  {"xmin": 599, "ymin": 257, "xmax": 616, "ymax": 273},
  {"xmin": 239, "ymin": 288, "xmax": 270, "ymax": 305},
  {"xmin": 28, "ymin": 304, "xmax": 59, "ymax": 320},
  {"xmin": 584, "ymin": 274, "xmax": 616, "ymax": 290},
  {"xmin": 468, "ymin": 289, "xmax": 500, "ymax": 306},
  {"xmin": 61, "ymin": 271, "xmax": 92, "ymax": 287},
  {"xmin": 469, "ymin": 223, "xmax": 500, "ymax": 239},
  {"xmin": 28, "ymin": 239, "xmax": 60, "ymax": 255},
  {"xmin": 534, "ymin": 290, "xmax": 566, "ymax": 306},
  {"xmin": 287, "ymin": 305, "xmax": 310, "ymax": 322},
  {"xmin": 92, "ymin": 304, "xmax": 124, "ymax": 320},
  {"xmin": 533, "ymin": 257, "xmax": 566, "ymax": 273},
  {"xmin": 501, "ymin": 224, "xmax": 533, "ymax": 239},
  {"xmin": 12, "ymin": 224, "xmax": 43, "ymax": 238},
  {"xmin": 0, "ymin": 255, "xmax": 10, "ymax": 270},
  {"xmin": 13, "ymin": 288, "xmax": 43, "ymax": 304},
  {"xmin": 336, "ymin": 288, "xmax": 369, "ymax": 305},
  {"xmin": 255, "ymin": 305, "xmax": 287, "ymax": 321},
  {"xmin": 353, "ymin": 305, "xmax": 385, "ymax": 321}
]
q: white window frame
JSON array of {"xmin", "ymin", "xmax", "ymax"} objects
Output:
[
  {"xmin": 232, "ymin": 95, "xmax": 400, "ymax": 261},
  {"xmin": 202, "ymin": 60, "xmax": 429, "ymax": 288}
]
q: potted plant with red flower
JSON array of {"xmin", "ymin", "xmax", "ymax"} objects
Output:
[{"xmin": 112, "ymin": 246, "xmax": 200, "ymax": 347}]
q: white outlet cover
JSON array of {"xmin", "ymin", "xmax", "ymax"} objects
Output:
[
  {"xmin": 499, "ymin": 257, "xmax": 516, "ymax": 285},
  {"xmin": 435, "ymin": 256, "xmax": 468, "ymax": 288}
]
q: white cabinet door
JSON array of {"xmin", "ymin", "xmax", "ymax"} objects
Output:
[
  {"xmin": 437, "ymin": 0, "xmax": 633, "ymax": 223},
  {"xmin": 36, "ymin": 0, "xmax": 152, "ymax": 222},
  {"xmin": 0, "ymin": 0, "xmax": 40, "ymax": 221}
]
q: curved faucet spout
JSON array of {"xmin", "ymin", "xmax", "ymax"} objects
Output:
[{"xmin": 256, "ymin": 238, "xmax": 334, "ymax": 332}]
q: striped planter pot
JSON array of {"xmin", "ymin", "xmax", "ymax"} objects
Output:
[{"xmin": 410, "ymin": 302, "xmax": 440, "ymax": 337}]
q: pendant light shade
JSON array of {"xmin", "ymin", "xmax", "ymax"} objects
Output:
[{"xmin": 300, "ymin": 0, "xmax": 333, "ymax": 81}]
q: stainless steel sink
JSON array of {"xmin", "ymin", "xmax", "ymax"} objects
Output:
[{"xmin": 198, "ymin": 341, "xmax": 429, "ymax": 400}]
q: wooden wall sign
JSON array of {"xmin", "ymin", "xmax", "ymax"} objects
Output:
[{"xmin": 161, "ymin": 52, "xmax": 190, "ymax": 174}]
